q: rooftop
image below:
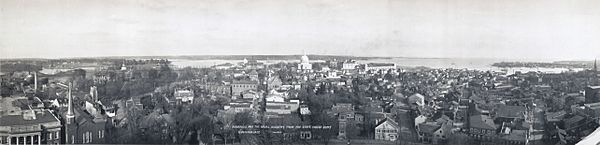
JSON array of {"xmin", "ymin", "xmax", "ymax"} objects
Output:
[
  {"xmin": 496, "ymin": 105, "xmax": 526, "ymax": 119},
  {"xmin": 376, "ymin": 117, "xmax": 400, "ymax": 129},
  {"xmin": 0, "ymin": 110, "xmax": 60, "ymax": 126},
  {"xmin": 332, "ymin": 103, "xmax": 354, "ymax": 113},
  {"xmin": 584, "ymin": 102, "xmax": 600, "ymax": 110},
  {"xmin": 232, "ymin": 80, "xmax": 258, "ymax": 84},
  {"xmin": 419, "ymin": 123, "xmax": 441, "ymax": 134},
  {"xmin": 501, "ymin": 129, "xmax": 528, "ymax": 141},
  {"xmin": 469, "ymin": 115, "xmax": 497, "ymax": 130},
  {"xmin": 564, "ymin": 115, "xmax": 585, "ymax": 125},
  {"xmin": 546, "ymin": 111, "xmax": 567, "ymax": 122}
]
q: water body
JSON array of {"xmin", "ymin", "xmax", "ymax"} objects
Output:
[{"xmin": 170, "ymin": 58, "xmax": 582, "ymax": 74}]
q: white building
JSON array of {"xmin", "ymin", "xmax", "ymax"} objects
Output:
[
  {"xmin": 342, "ymin": 61, "xmax": 359, "ymax": 70},
  {"xmin": 375, "ymin": 118, "xmax": 401, "ymax": 141},
  {"xmin": 174, "ymin": 89, "xmax": 194, "ymax": 104},
  {"xmin": 409, "ymin": 93, "xmax": 425, "ymax": 107},
  {"xmin": 298, "ymin": 54, "xmax": 312, "ymax": 71}
]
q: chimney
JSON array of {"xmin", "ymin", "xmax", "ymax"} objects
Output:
[
  {"xmin": 66, "ymin": 82, "xmax": 75, "ymax": 124},
  {"xmin": 34, "ymin": 72, "xmax": 38, "ymax": 93},
  {"xmin": 90, "ymin": 86, "xmax": 98, "ymax": 102}
]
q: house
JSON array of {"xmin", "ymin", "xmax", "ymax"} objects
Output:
[
  {"xmin": 224, "ymin": 103, "xmax": 254, "ymax": 113},
  {"xmin": 266, "ymin": 94, "xmax": 285, "ymax": 102},
  {"xmin": 499, "ymin": 128, "xmax": 529, "ymax": 145},
  {"xmin": 563, "ymin": 115, "xmax": 586, "ymax": 132},
  {"xmin": 248, "ymin": 70, "xmax": 259, "ymax": 81},
  {"xmin": 416, "ymin": 117, "xmax": 452, "ymax": 144},
  {"xmin": 584, "ymin": 102, "xmax": 600, "ymax": 121},
  {"xmin": 331, "ymin": 103, "xmax": 363, "ymax": 139},
  {"xmin": 174, "ymin": 89, "xmax": 194, "ymax": 104},
  {"xmin": 374, "ymin": 118, "xmax": 400, "ymax": 141},
  {"xmin": 342, "ymin": 60, "xmax": 359, "ymax": 70},
  {"xmin": 266, "ymin": 75, "xmax": 283, "ymax": 90},
  {"xmin": 231, "ymin": 80, "xmax": 258, "ymax": 97},
  {"xmin": 408, "ymin": 93, "xmax": 425, "ymax": 107},
  {"xmin": 468, "ymin": 115, "xmax": 497, "ymax": 141},
  {"xmin": 585, "ymin": 86, "xmax": 600, "ymax": 103},
  {"xmin": 494, "ymin": 105, "xmax": 528, "ymax": 123},
  {"xmin": 546, "ymin": 111, "xmax": 567, "ymax": 126},
  {"xmin": 414, "ymin": 115, "xmax": 428, "ymax": 129},
  {"xmin": 265, "ymin": 101, "xmax": 300, "ymax": 115},
  {"xmin": 238, "ymin": 90, "xmax": 259, "ymax": 100}
]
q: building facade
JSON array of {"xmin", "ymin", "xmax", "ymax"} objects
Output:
[
  {"xmin": 0, "ymin": 110, "xmax": 62, "ymax": 145},
  {"xmin": 375, "ymin": 118, "xmax": 400, "ymax": 141},
  {"xmin": 174, "ymin": 89, "xmax": 194, "ymax": 104},
  {"xmin": 231, "ymin": 81, "xmax": 258, "ymax": 97},
  {"xmin": 298, "ymin": 55, "xmax": 312, "ymax": 71}
]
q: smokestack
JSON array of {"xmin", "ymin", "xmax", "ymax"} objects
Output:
[
  {"xmin": 34, "ymin": 71, "xmax": 38, "ymax": 93},
  {"xmin": 90, "ymin": 86, "xmax": 98, "ymax": 102},
  {"xmin": 66, "ymin": 82, "xmax": 75, "ymax": 124}
]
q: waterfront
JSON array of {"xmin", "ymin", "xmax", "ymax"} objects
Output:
[{"xmin": 170, "ymin": 58, "xmax": 583, "ymax": 74}]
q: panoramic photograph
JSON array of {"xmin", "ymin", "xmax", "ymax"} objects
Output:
[{"xmin": 1, "ymin": 0, "xmax": 599, "ymax": 145}]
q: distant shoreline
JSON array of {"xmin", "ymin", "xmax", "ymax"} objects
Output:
[{"xmin": 492, "ymin": 61, "xmax": 593, "ymax": 68}]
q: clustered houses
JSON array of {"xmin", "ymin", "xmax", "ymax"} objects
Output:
[
  {"xmin": 3, "ymin": 57, "xmax": 599, "ymax": 144},
  {"xmin": 0, "ymin": 97, "xmax": 62, "ymax": 145},
  {"xmin": 1, "ymin": 83, "xmax": 112, "ymax": 145}
]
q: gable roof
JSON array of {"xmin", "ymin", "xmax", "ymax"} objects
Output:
[
  {"xmin": 419, "ymin": 123, "xmax": 442, "ymax": 134},
  {"xmin": 376, "ymin": 117, "xmax": 400, "ymax": 130},
  {"xmin": 470, "ymin": 115, "xmax": 497, "ymax": 130},
  {"xmin": 546, "ymin": 111, "xmax": 567, "ymax": 122},
  {"xmin": 564, "ymin": 115, "xmax": 585, "ymax": 125},
  {"xmin": 0, "ymin": 110, "xmax": 60, "ymax": 126},
  {"xmin": 496, "ymin": 105, "xmax": 526, "ymax": 119},
  {"xmin": 502, "ymin": 129, "xmax": 528, "ymax": 141}
]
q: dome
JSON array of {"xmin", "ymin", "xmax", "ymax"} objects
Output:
[{"xmin": 301, "ymin": 55, "xmax": 309, "ymax": 63}]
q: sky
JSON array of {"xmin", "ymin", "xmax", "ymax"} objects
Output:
[{"xmin": 1, "ymin": 0, "xmax": 599, "ymax": 60}]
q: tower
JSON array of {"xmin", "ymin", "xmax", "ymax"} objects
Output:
[
  {"xmin": 120, "ymin": 59, "xmax": 127, "ymax": 71},
  {"xmin": 66, "ymin": 82, "xmax": 75, "ymax": 124},
  {"xmin": 90, "ymin": 86, "xmax": 98, "ymax": 102},
  {"xmin": 34, "ymin": 71, "xmax": 38, "ymax": 93}
]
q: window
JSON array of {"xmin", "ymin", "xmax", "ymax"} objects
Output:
[
  {"xmin": 49, "ymin": 132, "xmax": 53, "ymax": 140},
  {"xmin": 56, "ymin": 132, "xmax": 60, "ymax": 139},
  {"xmin": 83, "ymin": 133, "xmax": 86, "ymax": 143}
]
